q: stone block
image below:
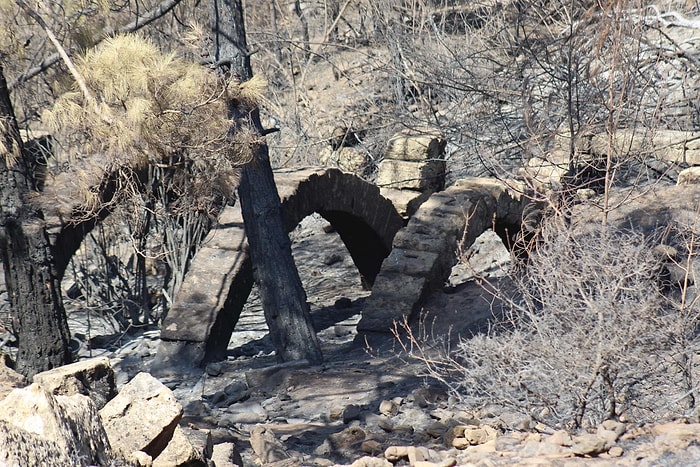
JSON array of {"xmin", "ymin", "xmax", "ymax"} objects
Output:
[
  {"xmin": 385, "ymin": 134, "xmax": 446, "ymax": 162},
  {"xmin": 100, "ymin": 372, "xmax": 182, "ymax": 461},
  {"xmin": 216, "ymin": 205, "xmax": 244, "ymax": 226},
  {"xmin": 379, "ymin": 248, "xmax": 439, "ymax": 277},
  {"xmin": 391, "ymin": 228, "xmax": 451, "ymax": 253},
  {"xmin": 211, "ymin": 442, "xmax": 243, "ymax": 467},
  {"xmin": 678, "ymin": 166, "xmax": 700, "ymax": 185},
  {"xmin": 153, "ymin": 426, "xmax": 212, "ymax": 467},
  {"xmin": 380, "ymin": 188, "xmax": 432, "ymax": 219},
  {"xmin": 590, "ymin": 129, "xmax": 700, "ymax": 165},
  {"xmin": 151, "ymin": 340, "xmax": 208, "ymax": 377},
  {"xmin": 377, "ymin": 159, "xmax": 445, "ymax": 191},
  {"xmin": 0, "ymin": 384, "xmax": 112, "ymax": 465},
  {"xmin": 358, "ymin": 273, "xmax": 428, "ymax": 332},
  {"xmin": 33, "ymin": 356, "xmax": 116, "ymax": 410},
  {"xmin": 202, "ymin": 228, "xmax": 247, "ymax": 251},
  {"xmin": 160, "ymin": 299, "xmax": 223, "ymax": 342}
]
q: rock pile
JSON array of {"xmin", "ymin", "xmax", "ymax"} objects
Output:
[
  {"xmin": 4, "ymin": 316, "xmax": 700, "ymax": 466},
  {"xmin": 0, "ymin": 357, "xmax": 237, "ymax": 466}
]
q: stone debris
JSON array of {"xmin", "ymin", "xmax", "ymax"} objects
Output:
[
  {"xmin": 0, "ymin": 383, "xmax": 112, "ymax": 466},
  {"xmin": 249, "ymin": 425, "xmax": 294, "ymax": 464},
  {"xmin": 100, "ymin": 371, "xmax": 182, "ymax": 462},
  {"xmin": 152, "ymin": 425, "xmax": 211, "ymax": 467},
  {"xmin": 32, "ymin": 355, "xmax": 116, "ymax": 410},
  {"xmin": 211, "ymin": 441, "xmax": 243, "ymax": 467}
]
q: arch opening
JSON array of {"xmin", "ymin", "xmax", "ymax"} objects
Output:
[
  {"xmin": 221, "ymin": 213, "xmax": 369, "ymax": 360},
  {"xmin": 318, "ymin": 210, "xmax": 391, "ymax": 289}
]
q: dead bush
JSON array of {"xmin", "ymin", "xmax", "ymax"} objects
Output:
[{"xmin": 405, "ymin": 221, "xmax": 700, "ymax": 429}]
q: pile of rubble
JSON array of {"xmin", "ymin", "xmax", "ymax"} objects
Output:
[
  {"xmin": 4, "ymin": 345, "xmax": 700, "ymax": 466},
  {"xmin": 0, "ymin": 357, "xmax": 236, "ymax": 466}
]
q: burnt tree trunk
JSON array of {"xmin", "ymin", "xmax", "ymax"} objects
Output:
[
  {"xmin": 210, "ymin": 0, "xmax": 323, "ymax": 364},
  {"xmin": 0, "ymin": 63, "xmax": 71, "ymax": 378}
]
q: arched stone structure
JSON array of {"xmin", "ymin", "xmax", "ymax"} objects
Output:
[
  {"xmin": 153, "ymin": 167, "xmax": 405, "ymax": 372},
  {"xmin": 357, "ymin": 178, "xmax": 526, "ymax": 332},
  {"xmin": 42, "ymin": 162, "xmax": 528, "ymax": 371}
]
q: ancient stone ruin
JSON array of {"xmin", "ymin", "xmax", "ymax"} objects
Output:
[{"xmin": 151, "ymin": 132, "xmax": 527, "ymax": 372}]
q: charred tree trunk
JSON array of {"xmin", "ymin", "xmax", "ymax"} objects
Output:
[
  {"xmin": 0, "ymin": 63, "xmax": 71, "ymax": 378},
  {"xmin": 210, "ymin": 0, "xmax": 323, "ymax": 364}
]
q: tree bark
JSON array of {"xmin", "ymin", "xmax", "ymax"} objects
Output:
[
  {"xmin": 210, "ymin": 0, "xmax": 323, "ymax": 364},
  {"xmin": 0, "ymin": 63, "xmax": 71, "ymax": 378}
]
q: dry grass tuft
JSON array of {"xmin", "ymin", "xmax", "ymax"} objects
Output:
[{"xmin": 43, "ymin": 33, "xmax": 255, "ymax": 210}]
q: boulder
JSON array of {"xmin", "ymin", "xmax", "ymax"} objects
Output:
[
  {"xmin": 0, "ymin": 354, "xmax": 26, "ymax": 401},
  {"xmin": 153, "ymin": 426, "xmax": 212, "ymax": 467},
  {"xmin": 33, "ymin": 356, "xmax": 116, "ymax": 409},
  {"xmin": 571, "ymin": 433, "xmax": 612, "ymax": 456},
  {"xmin": 0, "ymin": 383, "xmax": 112, "ymax": 466},
  {"xmin": 100, "ymin": 372, "xmax": 182, "ymax": 461},
  {"xmin": 0, "ymin": 419, "xmax": 72, "ymax": 466},
  {"xmin": 211, "ymin": 442, "xmax": 243, "ymax": 467}
]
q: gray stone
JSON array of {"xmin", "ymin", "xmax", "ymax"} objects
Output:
[
  {"xmin": 223, "ymin": 400, "xmax": 267, "ymax": 424},
  {"xmin": 571, "ymin": 433, "xmax": 611, "ymax": 456},
  {"xmin": 33, "ymin": 356, "xmax": 116, "ymax": 410},
  {"xmin": 100, "ymin": 372, "xmax": 182, "ymax": 461},
  {"xmin": 342, "ymin": 404, "xmax": 362, "ymax": 423},
  {"xmin": 245, "ymin": 359, "xmax": 309, "ymax": 390},
  {"xmin": 0, "ymin": 384, "xmax": 112, "ymax": 466},
  {"xmin": 249, "ymin": 425, "xmax": 292, "ymax": 464},
  {"xmin": 153, "ymin": 426, "xmax": 212, "ymax": 467},
  {"xmin": 379, "ymin": 399, "xmax": 399, "ymax": 417}
]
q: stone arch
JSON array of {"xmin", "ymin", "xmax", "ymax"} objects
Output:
[
  {"xmin": 154, "ymin": 167, "xmax": 405, "ymax": 371},
  {"xmin": 357, "ymin": 177, "xmax": 526, "ymax": 332},
  {"xmin": 275, "ymin": 167, "xmax": 405, "ymax": 286}
]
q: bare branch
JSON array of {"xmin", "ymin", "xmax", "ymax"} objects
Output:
[
  {"xmin": 14, "ymin": 0, "xmax": 99, "ymax": 113},
  {"xmin": 9, "ymin": 0, "xmax": 184, "ymax": 90}
]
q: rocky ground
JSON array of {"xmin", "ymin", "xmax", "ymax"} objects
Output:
[{"xmin": 37, "ymin": 214, "xmax": 700, "ymax": 466}]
